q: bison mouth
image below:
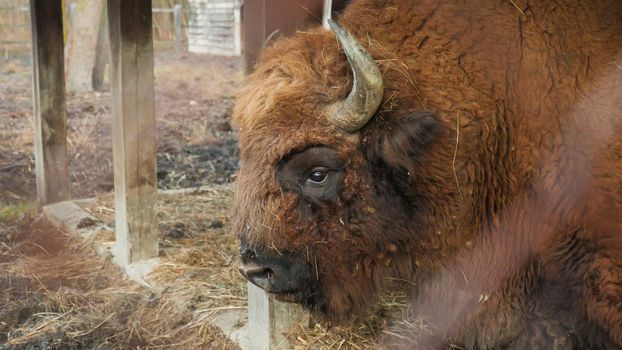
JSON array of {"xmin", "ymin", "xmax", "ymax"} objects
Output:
[
  {"xmin": 245, "ymin": 270, "xmax": 325, "ymax": 312},
  {"xmin": 271, "ymin": 286, "xmax": 324, "ymax": 310}
]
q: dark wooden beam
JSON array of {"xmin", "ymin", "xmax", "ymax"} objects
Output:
[
  {"xmin": 107, "ymin": 0, "xmax": 158, "ymax": 265},
  {"xmin": 242, "ymin": 0, "xmax": 349, "ymax": 73},
  {"xmin": 29, "ymin": 0, "xmax": 71, "ymax": 205}
]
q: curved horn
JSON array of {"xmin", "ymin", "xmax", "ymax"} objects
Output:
[{"xmin": 325, "ymin": 19, "xmax": 384, "ymax": 132}]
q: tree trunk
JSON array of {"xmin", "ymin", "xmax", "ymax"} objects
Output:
[{"xmin": 65, "ymin": 0, "xmax": 105, "ymax": 92}]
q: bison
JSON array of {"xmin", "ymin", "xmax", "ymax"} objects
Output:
[{"xmin": 233, "ymin": 0, "xmax": 622, "ymax": 348}]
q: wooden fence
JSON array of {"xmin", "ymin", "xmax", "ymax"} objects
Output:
[
  {"xmin": 0, "ymin": 0, "xmax": 30, "ymax": 57},
  {"xmin": 187, "ymin": 0, "xmax": 241, "ymax": 56},
  {"xmin": 0, "ymin": 0, "xmax": 189, "ymax": 58}
]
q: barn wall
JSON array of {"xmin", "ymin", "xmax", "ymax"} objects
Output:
[
  {"xmin": 187, "ymin": 0, "xmax": 242, "ymax": 55},
  {"xmin": 0, "ymin": 0, "xmax": 31, "ymax": 57}
]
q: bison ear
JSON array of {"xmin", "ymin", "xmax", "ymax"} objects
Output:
[{"xmin": 366, "ymin": 111, "xmax": 443, "ymax": 175}]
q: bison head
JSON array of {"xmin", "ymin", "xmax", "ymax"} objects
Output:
[{"xmin": 233, "ymin": 20, "xmax": 463, "ymax": 320}]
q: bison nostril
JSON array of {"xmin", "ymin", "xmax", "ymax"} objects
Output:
[
  {"xmin": 239, "ymin": 262, "xmax": 274, "ymax": 291},
  {"xmin": 256, "ymin": 268, "xmax": 273, "ymax": 279},
  {"xmin": 242, "ymin": 263, "xmax": 271, "ymax": 277},
  {"xmin": 239, "ymin": 263, "xmax": 274, "ymax": 278},
  {"xmin": 237, "ymin": 251, "xmax": 317, "ymax": 297}
]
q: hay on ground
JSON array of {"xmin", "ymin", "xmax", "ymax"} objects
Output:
[{"xmin": 1, "ymin": 185, "xmax": 418, "ymax": 349}]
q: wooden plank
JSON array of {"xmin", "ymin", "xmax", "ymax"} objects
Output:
[
  {"xmin": 43, "ymin": 200, "xmax": 110, "ymax": 240},
  {"xmin": 93, "ymin": 2, "xmax": 109, "ymax": 91},
  {"xmin": 152, "ymin": 7, "xmax": 174, "ymax": 13},
  {"xmin": 241, "ymin": 0, "xmax": 265, "ymax": 73},
  {"xmin": 173, "ymin": 4, "xmax": 182, "ymax": 50},
  {"xmin": 107, "ymin": 0, "xmax": 158, "ymax": 266},
  {"xmin": 29, "ymin": 0, "xmax": 71, "ymax": 205},
  {"xmin": 242, "ymin": 0, "xmax": 345, "ymax": 73},
  {"xmin": 248, "ymin": 283, "xmax": 309, "ymax": 350}
]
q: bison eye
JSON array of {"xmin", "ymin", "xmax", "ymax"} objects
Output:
[
  {"xmin": 307, "ymin": 168, "xmax": 328, "ymax": 184},
  {"xmin": 277, "ymin": 146, "xmax": 344, "ymax": 202}
]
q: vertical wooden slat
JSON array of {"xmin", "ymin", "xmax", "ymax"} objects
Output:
[
  {"xmin": 107, "ymin": 0, "xmax": 158, "ymax": 266},
  {"xmin": 248, "ymin": 283, "xmax": 270, "ymax": 350},
  {"xmin": 173, "ymin": 4, "xmax": 182, "ymax": 51},
  {"xmin": 92, "ymin": 3, "xmax": 109, "ymax": 91},
  {"xmin": 263, "ymin": 0, "xmax": 324, "ymax": 36},
  {"xmin": 29, "ymin": 0, "xmax": 71, "ymax": 205},
  {"xmin": 233, "ymin": 3, "xmax": 242, "ymax": 56},
  {"xmin": 241, "ymin": 0, "xmax": 265, "ymax": 73},
  {"xmin": 242, "ymin": 0, "xmax": 337, "ymax": 73},
  {"xmin": 248, "ymin": 283, "xmax": 309, "ymax": 350}
]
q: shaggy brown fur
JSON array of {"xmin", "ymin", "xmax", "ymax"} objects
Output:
[{"xmin": 232, "ymin": 0, "xmax": 622, "ymax": 348}]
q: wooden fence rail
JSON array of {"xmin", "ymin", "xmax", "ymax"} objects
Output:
[
  {"xmin": 0, "ymin": 3, "xmax": 188, "ymax": 57},
  {"xmin": 0, "ymin": 5, "xmax": 29, "ymax": 57}
]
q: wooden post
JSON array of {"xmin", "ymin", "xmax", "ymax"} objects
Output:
[
  {"xmin": 241, "ymin": 0, "xmax": 347, "ymax": 73},
  {"xmin": 92, "ymin": 3, "xmax": 109, "ymax": 91},
  {"xmin": 173, "ymin": 4, "xmax": 182, "ymax": 51},
  {"xmin": 68, "ymin": 3, "xmax": 76, "ymax": 23},
  {"xmin": 233, "ymin": 2, "xmax": 242, "ymax": 56},
  {"xmin": 248, "ymin": 283, "xmax": 309, "ymax": 350},
  {"xmin": 29, "ymin": 0, "xmax": 71, "ymax": 205},
  {"xmin": 107, "ymin": 0, "xmax": 158, "ymax": 266}
]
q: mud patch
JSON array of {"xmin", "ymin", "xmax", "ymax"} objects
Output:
[{"xmin": 157, "ymin": 140, "xmax": 239, "ymax": 188}]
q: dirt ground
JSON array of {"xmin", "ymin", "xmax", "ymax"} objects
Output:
[{"xmin": 0, "ymin": 50, "xmax": 241, "ymax": 204}]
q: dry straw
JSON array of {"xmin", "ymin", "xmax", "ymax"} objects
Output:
[{"xmin": 2, "ymin": 186, "xmax": 419, "ymax": 349}]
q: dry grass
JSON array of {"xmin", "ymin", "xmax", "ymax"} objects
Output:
[
  {"xmin": 290, "ymin": 292, "xmax": 423, "ymax": 350},
  {"xmin": 85, "ymin": 187, "xmax": 421, "ymax": 349},
  {"xmin": 0, "ymin": 186, "xmax": 421, "ymax": 349},
  {"xmin": 1, "ymin": 190, "xmax": 242, "ymax": 349},
  {"xmin": 153, "ymin": 55, "xmax": 243, "ymax": 148}
]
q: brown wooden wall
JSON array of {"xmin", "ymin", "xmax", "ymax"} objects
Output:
[{"xmin": 242, "ymin": 0, "xmax": 348, "ymax": 73}]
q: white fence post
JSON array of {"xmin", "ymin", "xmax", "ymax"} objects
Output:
[
  {"xmin": 173, "ymin": 4, "xmax": 182, "ymax": 51},
  {"xmin": 248, "ymin": 283, "xmax": 309, "ymax": 350}
]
